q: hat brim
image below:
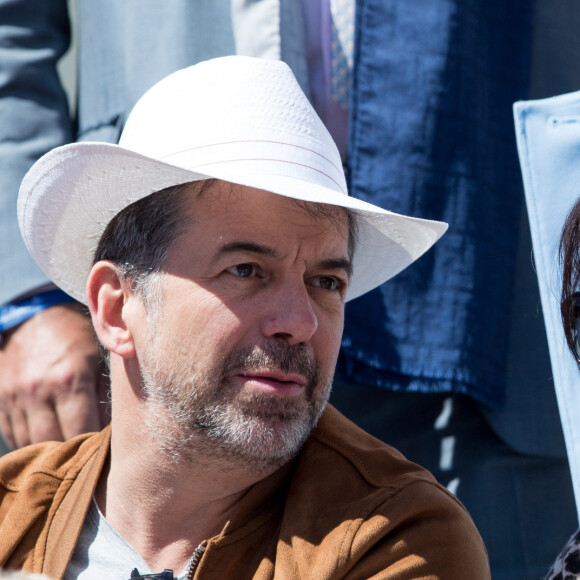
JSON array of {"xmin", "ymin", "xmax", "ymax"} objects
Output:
[{"xmin": 18, "ymin": 141, "xmax": 447, "ymax": 304}]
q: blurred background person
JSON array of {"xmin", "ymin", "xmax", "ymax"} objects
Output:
[
  {"xmin": 542, "ymin": 196, "xmax": 580, "ymax": 579},
  {"xmin": 513, "ymin": 83, "xmax": 580, "ymax": 580}
]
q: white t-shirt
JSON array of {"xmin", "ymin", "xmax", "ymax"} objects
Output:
[{"xmin": 64, "ymin": 501, "xmax": 190, "ymax": 580}]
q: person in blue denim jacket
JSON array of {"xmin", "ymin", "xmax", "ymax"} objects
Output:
[
  {"xmin": 0, "ymin": 1, "xmax": 578, "ymax": 577},
  {"xmin": 327, "ymin": 2, "xmax": 578, "ymax": 577}
]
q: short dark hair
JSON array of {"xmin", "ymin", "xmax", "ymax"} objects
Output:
[{"xmin": 94, "ymin": 181, "xmax": 211, "ymax": 299}]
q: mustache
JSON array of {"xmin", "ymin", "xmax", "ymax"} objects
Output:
[{"xmin": 221, "ymin": 342, "xmax": 319, "ymax": 388}]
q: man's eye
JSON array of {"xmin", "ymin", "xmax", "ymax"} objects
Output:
[
  {"xmin": 227, "ymin": 264, "xmax": 256, "ymax": 278},
  {"xmin": 314, "ymin": 276, "xmax": 340, "ymax": 291}
]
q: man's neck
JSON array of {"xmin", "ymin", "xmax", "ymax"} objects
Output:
[{"xmin": 98, "ymin": 382, "xmax": 281, "ymax": 574}]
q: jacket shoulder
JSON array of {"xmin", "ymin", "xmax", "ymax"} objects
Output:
[
  {"xmin": 278, "ymin": 405, "xmax": 490, "ymax": 579},
  {"xmin": 308, "ymin": 404, "xmax": 439, "ymax": 489},
  {"xmin": 0, "ymin": 428, "xmax": 109, "ymax": 571},
  {"xmin": 0, "ymin": 429, "xmax": 107, "ymax": 492}
]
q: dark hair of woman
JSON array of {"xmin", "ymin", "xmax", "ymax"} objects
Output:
[{"xmin": 560, "ymin": 198, "xmax": 580, "ymax": 361}]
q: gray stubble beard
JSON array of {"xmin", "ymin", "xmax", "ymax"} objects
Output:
[{"xmin": 138, "ymin": 340, "xmax": 333, "ymax": 473}]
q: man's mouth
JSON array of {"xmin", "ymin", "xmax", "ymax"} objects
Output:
[{"xmin": 236, "ymin": 369, "xmax": 307, "ymax": 396}]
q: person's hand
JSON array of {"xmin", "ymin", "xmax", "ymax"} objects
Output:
[{"xmin": 0, "ymin": 303, "xmax": 109, "ymax": 449}]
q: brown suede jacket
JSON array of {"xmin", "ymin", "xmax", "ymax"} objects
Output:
[{"xmin": 0, "ymin": 405, "xmax": 490, "ymax": 579}]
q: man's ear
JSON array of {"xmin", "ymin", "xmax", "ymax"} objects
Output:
[{"xmin": 86, "ymin": 261, "xmax": 136, "ymax": 358}]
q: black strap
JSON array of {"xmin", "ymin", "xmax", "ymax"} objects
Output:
[{"xmin": 129, "ymin": 568, "xmax": 175, "ymax": 579}]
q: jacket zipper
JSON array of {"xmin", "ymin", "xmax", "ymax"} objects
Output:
[{"xmin": 186, "ymin": 541, "xmax": 207, "ymax": 580}]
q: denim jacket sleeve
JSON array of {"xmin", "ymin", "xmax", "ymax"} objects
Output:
[{"xmin": 0, "ymin": 0, "xmax": 73, "ymax": 304}]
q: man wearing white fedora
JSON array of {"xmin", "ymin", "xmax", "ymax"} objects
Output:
[{"xmin": 0, "ymin": 56, "xmax": 488, "ymax": 579}]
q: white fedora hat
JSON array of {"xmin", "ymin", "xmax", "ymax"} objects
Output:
[{"xmin": 18, "ymin": 56, "xmax": 447, "ymax": 304}]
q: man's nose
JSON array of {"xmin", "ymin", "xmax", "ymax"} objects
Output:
[{"xmin": 260, "ymin": 283, "xmax": 319, "ymax": 345}]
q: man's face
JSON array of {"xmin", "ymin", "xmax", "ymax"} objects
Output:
[{"xmin": 133, "ymin": 181, "xmax": 351, "ymax": 471}]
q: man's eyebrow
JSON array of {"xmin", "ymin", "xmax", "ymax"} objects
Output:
[
  {"xmin": 318, "ymin": 258, "xmax": 353, "ymax": 279},
  {"xmin": 216, "ymin": 241, "xmax": 352, "ymax": 277},
  {"xmin": 217, "ymin": 241, "xmax": 279, "ymax": 258}
]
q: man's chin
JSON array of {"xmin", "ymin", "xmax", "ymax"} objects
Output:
[
  {"xmin": 204, "ymin": 380, "xmax": 331, "ymax": 469},
  {"xmin": 198, "ymin": 401, "xmax": 318, "ymax": 470}
]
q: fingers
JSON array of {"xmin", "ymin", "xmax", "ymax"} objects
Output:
[
  {"xmin": 0, "ymin": 374, "xmax": 102, "ymax": 449},
  {"xmin": 25, "ymin": 400, "xmax": 65, "ymax": 444},
  {"xmin": 0, "ymin": 373, "xmax": 104, "ymax": 450},
  {"xmin": 54, "ymin": 375, "xmax": 103, "ymax": 440},
  {"xmin": 0, "ymin": 362, "xmax": 108, "ymax": 449},
  {"xmin": 0, "ymin": 303, "xmax": 106, "ymax": 449},
  {"xmin": 0, "ymin": 400, "xmax": 63, "ymax": 451},
  {"xmin": 0, "ymin": 409, "xmax": 15, "ymax": 450}
]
